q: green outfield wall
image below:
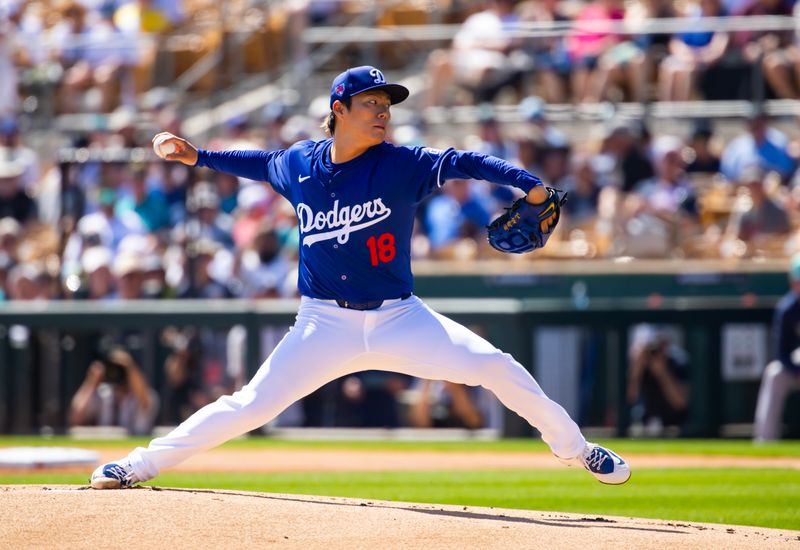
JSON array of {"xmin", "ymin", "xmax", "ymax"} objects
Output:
[{"xmin": 0, "ymin": 261, "xmax": 796, "ymax": 438}]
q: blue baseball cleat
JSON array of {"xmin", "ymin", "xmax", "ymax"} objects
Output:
[
  {"xmin": 559, "ymin": 442, "xmax": 631, "ymax": 485},
  {"xmin": 90, "ymin": 459, "xmax": 139, "ymax": 489}
]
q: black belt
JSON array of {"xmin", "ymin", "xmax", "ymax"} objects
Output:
[{"xmin": 336, "ymin": 292, "xmax": 412, "ymax": 311}]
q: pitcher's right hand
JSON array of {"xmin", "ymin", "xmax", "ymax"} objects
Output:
[{"xmin": 152, "ymin": 132, "xmax": 199, "ymax": 166}]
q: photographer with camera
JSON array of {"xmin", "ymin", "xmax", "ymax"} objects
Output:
[
  {"xmin": 69, "ymin": 347, "xmax": 159, "ymax": 436},
  {"xmin": 627, "ymin": 324, "xmax": 691, "ymax": 436}
]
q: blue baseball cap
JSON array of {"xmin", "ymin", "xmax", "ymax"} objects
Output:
[{"xmin": 330, "ymin": 66, "xmax": 409, "ymax": 109}]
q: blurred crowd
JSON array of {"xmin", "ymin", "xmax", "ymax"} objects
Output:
[
  {"xmin": 1, "ymin": 0, "xmax": 185, "ymax": 116},
  {"xmin": 426, "ymin": 0, "xmax": 800, "ymax": 106},
  {"xmin": 3, "ymin": 102, "xmax": 798, "ymax": 314},
  {"xmin": 1, "ymin": 0, "xmax": 799, "ymax": 116},
  {"xmin": 1, "ymin": 0, "xmax": 799, "ymax": 435}
]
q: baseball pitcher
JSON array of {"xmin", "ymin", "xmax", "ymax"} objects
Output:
[{"xmin": 91, "ymin": 66, "xmax": 630, "ymax": 489}]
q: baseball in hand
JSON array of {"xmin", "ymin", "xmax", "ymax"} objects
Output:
[{"xmin": 153, "ymin": 136, "xmax": 177, "ymax": 159}]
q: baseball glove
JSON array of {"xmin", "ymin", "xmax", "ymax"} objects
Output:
[{"xmin": 486, "ymin": 187, "xmax": 567, "ymax": 254}]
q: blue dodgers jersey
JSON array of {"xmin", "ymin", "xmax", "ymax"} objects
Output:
[{"xmin": 196, "ymin": 139, "xmax": 541, "ymax": 301}]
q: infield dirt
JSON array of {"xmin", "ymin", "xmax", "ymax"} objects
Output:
[{"xmin": 2, "ymin": 484, "xmax": 798, "ymax": 550}]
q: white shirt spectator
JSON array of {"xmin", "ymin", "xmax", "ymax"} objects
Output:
[
  {"xmin": 238, "ymin": 248, "xmax": 293, "ymax": 298},
  {"xmin": 450, "ymin": 8, "xmax": 520, "ymax": 84}
]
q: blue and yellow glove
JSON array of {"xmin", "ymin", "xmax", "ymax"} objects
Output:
[{"xmin": 487, "ymin": 187, "xmax": 567, "ymax": 254}]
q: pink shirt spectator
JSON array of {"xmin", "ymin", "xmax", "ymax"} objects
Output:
[{"xmin": 567, "ymin": 2, "xmax": 624, "ymax": 61}]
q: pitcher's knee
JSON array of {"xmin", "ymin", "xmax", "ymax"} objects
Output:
[
  {"xmin": 471, "ymin": 352, "xmax": 524, "ymax": 386},
  {"xmin": 218, "ymin": 388, "xmax": 262, "ymax": 413},
  {"xmin": 217, "ymin": 389, "xmax": 280, "ymax": 426}
]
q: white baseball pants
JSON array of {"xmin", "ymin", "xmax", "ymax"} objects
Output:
[
  {"xmin": 128, "ymin": 296, "xmax": 586, "ymax": 481},
  {"xmin": 754, "ymin": 360, "xmax": 800, "ymax": 441}
]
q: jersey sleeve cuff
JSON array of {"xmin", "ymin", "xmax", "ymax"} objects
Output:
[
  {"xmin": 195, "ymin": 149, "xmax": 209, "ymax": 168},
  {"xmin": 518, "ymin": 176, "xmax": 542, "ymax": 193}
]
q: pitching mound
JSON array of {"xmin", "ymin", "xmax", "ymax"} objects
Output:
[{"xmin": 2, "ymin": 485, "xmax": 797, "ymax": 549}]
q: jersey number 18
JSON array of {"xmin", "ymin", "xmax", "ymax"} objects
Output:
[{"xmin": 366, "ymin": 233, "xmax": 396, "ymax": 266}]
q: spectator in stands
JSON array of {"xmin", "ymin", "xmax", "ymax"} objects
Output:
[
  {"xmin": 722, "ymin": 165, "xmax": 791, "ymax": 254},
  {"xmin": 107, "ymin": 107, "xmax": 143, "ymax": 148},
  {"xmin": 627, "ymin": 324, "xmax": 691, "ymax": 436},
  {"xmin": 215, "ymin": 172, "xmax": 240, "ymax": 215},
  {"xmin": 338, "ymin": 372, "xmax": 411, "ymax": 428},
  {"xmin": 115, "ymin": 164, "xmax": 170, "ymax": 232},
  {"xmin": 425, "ymin": 0, "xmax": 527, "ymax": 107},
  {"xmin": 658, "ymin": 0, "xmax": 729, "ymax": 101},
  {"xmin": 601, "ymin": 122, "xmax": 654, "ymax": 192},
  {"xmin": 622, "ymin": 135, "xmax": 698, "ymax": 257},
  {"xmin": 732, "ymin": 0, "xmax": 794, "ymax": 80},
  {"xmin": 686, "ymin": 120, "xmax": 721, "ymax": 174},
  {"xmin": 177, "ymin": 239, "xmax": 231, "ymax": 299},
  {"xmin": 61, "ymin": 191, "xmax": 144, "ymax": 279},
  {"xmin": 628, "ymin": 0, "xmax": 679, "ymax": 61},
  {"xmin": 161, "ymin": 324, "xmax": 236, "ymax": 406},
  {"xmin": 761, "ymin": 2, "xmax": 800, "ymax": 99},
  {"xmin": 754, "ymin": 253, "xmax": 800, "ymax": 441},
  {"xmin": 142, "ymin": 88, "xmax": 182, "ymax": 140},
  {"xmin": 518, "ymin": 0, "xmax": 572, "ymax": 103},
  {"xmin": 514, "ymin": 99, "xmax": 571, "ymax": 197},
  {"xmin": 79, "ymin": 246, "xmax": 115, "ymax": 300},
  {"xmin": 0, "ymin": 153, "xmax": 35, "ymax": 222},
  {"xmin": 231, "ymin": 183, "xmax": 274, "ymax": 248},
  {"xmin": 237, "ymin": 223, "xmax": 292, "ymax": 299},
  {"xmin": 708, "ymin": 0, "xmax": 791, "ymax": 99},
  {"xmin": 50, "ymin": 1, "xmax": 131, "ymax": 113},
  {"xmin": 111, "ymin": 251, "xmax": 144, "ymax": 300},
  {"xmin": 474, "ymin": 105, "xmax": 512, "ymax": 160},
  {"xmin": 636, "ymin": 136, "xmax": 698, "ymax": 214},
  {"xmin": 567, "ymin": 0, "xmax": 646, "ymax": 104},
  {"xmin": 262, "ymin": 102, "xmax": 291, "ymax": 151},
  {"xmin": 519, "ymin": 96, "xmax": 568, "ymax": 151},
  {"xmin": 513, "ymin": 131, "xmax": 544, "ymax": 178},
  {"xmin": 159, "ymin": 163, "xmax": 190, "ymax": 227},
  {"xmin": 408, "ymin": 379, "xmax": 487, "ymax": 429},
  {"xmin": 176, "ymin": 182, "xmax": 234, "ymax": 250},
  {"xmin": 425, "ymin": 179, "xmax": 494, "ymax": 259},
  {"xmin": 207, "ymin": 115, "xmax": 262, "ymax": 153},
  {"xmin": 539, "ymin": 143, "xmax": 572, "ymax": 190},
  {"xmin": 6, "ymin": 261, "xmax": 47, "ymax": 300},
  {"xmin": 160, "ymin": 327, "xmax": 209, "ymax": 424},
  {"xmin": 69, "ymin": 346, "xmax": 159, "ymax": 436},
  {"xmin": 164, "ymin": 239, "xmax": 240, "ymax": 407},
  {"xmin": 720, "ymin": 110, "xmax": 797, "ymax": 183},
  {"xmin": 94, "ymin": 184, "xmax": 144, "ymax": 247},
  {"xmin": 141, "ymin": 252, "xmax": 170, "ymax": 299},
  {"xmin": 560, "ymin": 155, "xmax": 602, "ymax": 228}
]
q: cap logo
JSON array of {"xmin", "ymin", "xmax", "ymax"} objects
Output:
[
  {"xmin": 334, "ymin": 83, "xmax": 345, "ymax": 96},
  {"xmin": 370, "ymin": 68, "xmax": 386, "ymax": 84}
]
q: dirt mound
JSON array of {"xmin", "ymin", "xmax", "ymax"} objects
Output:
[{"xmin": 2, "ymin": 485, "xmax": 797, "ymax": 549}]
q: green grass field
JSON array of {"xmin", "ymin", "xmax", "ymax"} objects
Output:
[
  {"xmin": 1, "ymin": 437, "xmax": 799, "ymax": 530},
  {"xmin": 1, "ymin": 436, "xmax": 799, "ymax": 455}
]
